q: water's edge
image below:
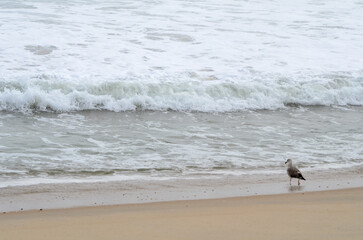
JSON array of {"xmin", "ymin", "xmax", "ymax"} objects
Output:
[{"xmin": 1, "ymin": 171, "xmax": 362, "ymax": 213}]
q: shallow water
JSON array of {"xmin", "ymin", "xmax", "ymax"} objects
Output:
[{"xmin": 1, "ymin": 107, "xmax": 362, "ymax": 187}]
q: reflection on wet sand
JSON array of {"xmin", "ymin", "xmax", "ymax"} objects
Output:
[{"xmin": 288, "ymin": 185, "xmax": 304, "ymax": 192}]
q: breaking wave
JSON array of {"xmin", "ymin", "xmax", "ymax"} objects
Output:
[{"xmin": 0, "ymin": 74, "xmax": 362, "ymax": 112}]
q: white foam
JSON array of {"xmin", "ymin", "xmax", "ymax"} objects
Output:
[
  {"xmin": 0, "ymin": 74, "xmax": 362, "ymax": 112},
  {"xmin": 0, "ymin": 0, "xmax": 362, "ymax": 112}
]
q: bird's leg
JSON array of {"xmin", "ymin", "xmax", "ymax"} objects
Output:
[
  {"xmin": 290, "ymin": 178, "xmax": 291, "ymax": 185},
  {"xmin": 298, "ymin": 179, "xmax": 300, "ymax": 185}
]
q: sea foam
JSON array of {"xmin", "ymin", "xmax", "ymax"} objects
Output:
[
  {"xmin": 1, "ymin": 74, "xmax": 362, "ymax": 112},
  {"xmin": 1, "ymin": 0, "xmax": 363, "ymax": 112}
]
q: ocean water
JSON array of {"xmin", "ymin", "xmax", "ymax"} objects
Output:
[{"xmin": 0, "ymin": 0, "xmax": 362, "ymax": 188}]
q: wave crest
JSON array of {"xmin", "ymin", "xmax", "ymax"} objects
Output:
[{"xmin": 1, "ymin": 75, "xmax": 362, "ymax": 112}]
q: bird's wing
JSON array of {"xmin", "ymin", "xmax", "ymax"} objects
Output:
[{"xmin": 288, "ymin": 167, "xmax": 302, "ymax": 178}]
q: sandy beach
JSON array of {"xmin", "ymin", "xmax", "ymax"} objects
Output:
[{"xmin": 1, "ymin": 187, "xmax": 362, "ymax": 240}]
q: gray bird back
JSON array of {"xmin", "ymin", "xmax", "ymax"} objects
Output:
[{"xmin": 287, "ymin": 166, "xmax": 301, "ymax": 178}]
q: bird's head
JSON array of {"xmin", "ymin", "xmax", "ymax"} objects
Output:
[{"xmin": 285, "ymin": 159, "xmax": 292, "ymax": 165}]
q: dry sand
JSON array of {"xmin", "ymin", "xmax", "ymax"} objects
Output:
[{"xmin": 1, "ymin": 187, "xmax": 362, "ymax": 240}]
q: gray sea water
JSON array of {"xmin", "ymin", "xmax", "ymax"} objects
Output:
[
  {"xmin": 1, "ymin": 107, "xmax": 362, "ymax": 187},
  {"xmin": 0, "ymin": 0, "xmax": 363, "ymax": 187}
]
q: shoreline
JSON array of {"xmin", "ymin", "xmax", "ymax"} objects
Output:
[
  {"xmin": 1, "ymin": 187, "xmax": 362, "ymax": 240},
  {"xmin": 1, "ymin": 171, "xmax": 362, "ymax": 213}
]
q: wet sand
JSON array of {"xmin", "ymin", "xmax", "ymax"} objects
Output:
[
  {"xmin": 1, "ymin": 187, "xmax": 362, "ymax": 240},
  {"xmin": 1, "ymin": 173, "xmax": 362, "ymax": 212}
]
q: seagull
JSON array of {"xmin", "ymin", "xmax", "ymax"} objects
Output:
[{"xmin": 285, "ymin": 159, "xmax": 306, "ymax": 185}]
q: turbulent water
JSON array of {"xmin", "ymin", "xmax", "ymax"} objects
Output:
[{"xmin": 0, "ymin": 0, "xmax": 362, "ymax": 187}]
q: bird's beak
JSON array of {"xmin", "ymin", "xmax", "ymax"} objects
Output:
[{"xmin": 285, "ymin": 161, "xmax": 287, "ymax": 164}]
